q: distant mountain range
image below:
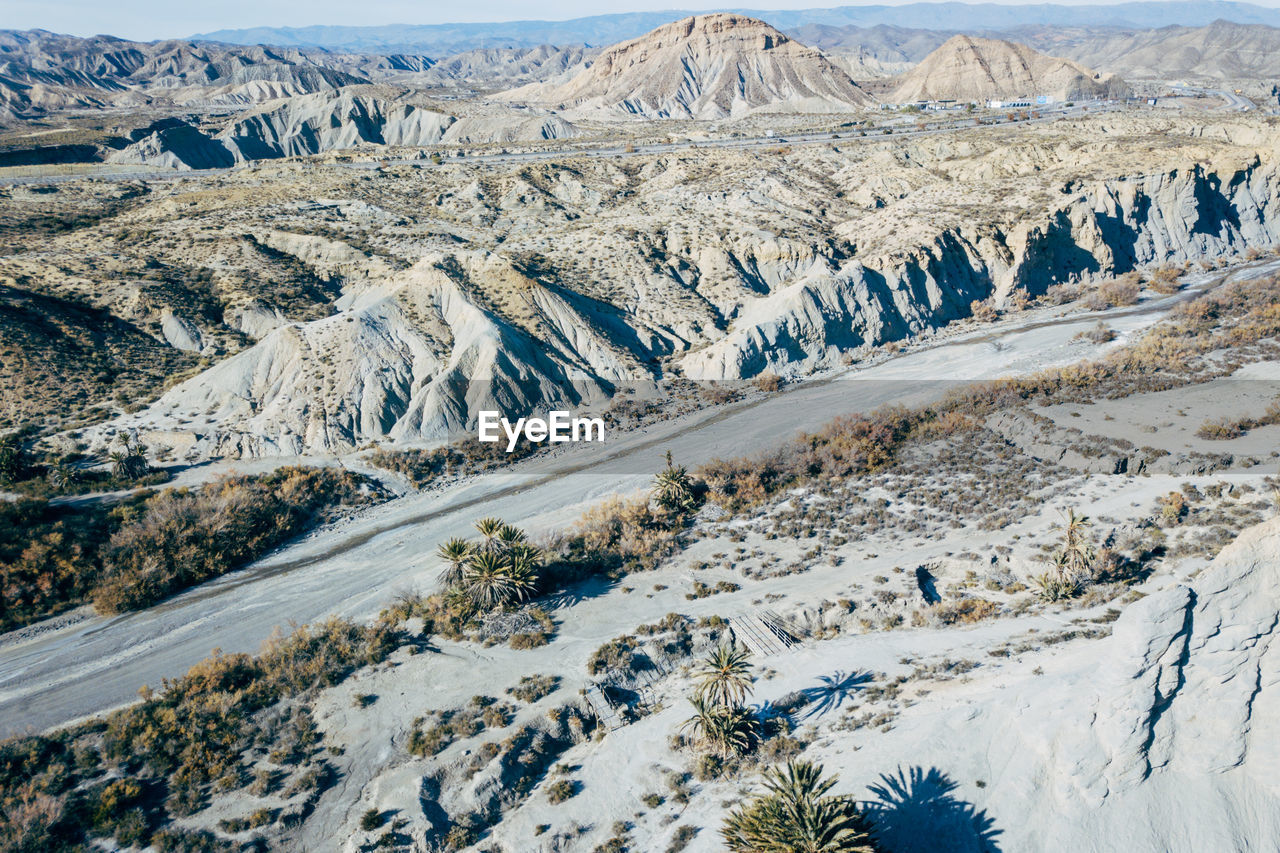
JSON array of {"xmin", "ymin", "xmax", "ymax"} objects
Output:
[{"xmin": 192, "ymin": 1, "xmax": 1280, "ymax": 52}]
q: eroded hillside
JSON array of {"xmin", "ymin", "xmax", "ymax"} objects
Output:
[{"xmin": 2, "ymin": 112, "xmax": 1278, "ymax": 455}]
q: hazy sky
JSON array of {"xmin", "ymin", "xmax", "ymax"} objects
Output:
[{"xmin": 11, "ymin": 0, "xmax": 1267, "ymax": 42}]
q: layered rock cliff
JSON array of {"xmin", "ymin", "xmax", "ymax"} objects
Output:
[{"xmin": 683, "ymin": 156, "xmax": 1280, "ymax": 378}]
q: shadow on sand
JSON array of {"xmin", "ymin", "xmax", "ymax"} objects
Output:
[
  {"xmin": 864, "ymin": 766, "xmax": 1002, "ymax": 853},
  {"xmin": 799, "ymin": 670, "xmax": 872, "ymax": 719}
]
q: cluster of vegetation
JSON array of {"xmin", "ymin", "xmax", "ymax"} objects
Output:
[
  {"xmin": 0, "ymin": 433, "xmax": 170, "ymax": 497},
  {"xmin": 1082, "ymin": 277, "xmax": 1141, "ymax": 310},
  {"xmin": 1031, "ymin": 509, "xmax": 1099, "ymax": 601},
  {"xmin": 408, "ymin": 454, "xmax": 707, "ymax": 645},
  {"xmin": 0, "ymin": 615, "xmax": 402, "ymax": 852},
  {"xmin": 407, "ymin": 695, "xmax": 516, "ymax": 758},
  {"xmin": 1196, "ymin": 398, "xmax": 1280, "ymax": 440},
  {"xmin": 507, "ymin": 675, "xmax": 561, "ymax": 704},
  {"xmin": 722, "ymin": 760, "xmax": 878, "ymax": 853},
  {"xmin": 699, "ymin": 274, "xmax": 1280, "ymax": 516},
  {"xmin": 670, "ymin": 650, "xmax": 876, "ymax": 850},
  {"xmin": 680, "ymin": 646, "xmax": 759, "ymax": 763},
  {"xmin": 408, "ymin": 518, "xmax": 546, "ymax": 642},
  {"xmin": 0, "ymin": 466, "xmax": 377, "ymax": 630},
  {"xmin": 366, "ymin": 435, "xmax": 540, "ymax": 488}
]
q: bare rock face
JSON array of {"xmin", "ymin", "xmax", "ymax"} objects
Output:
[
  {"xmin": 105, "ymin": 118, "xmax": 236, "ymax": 170},
  {"xmin": 105, "ymin": 88, "xmax": 580, "ymax": 168},
  {"xmin": 988, "ymin": 517, "xmax": 1280, "ymax": 849},
  {"xmin": 0, "ymin": 29, "xmax": 367, "ymax": 118},
  {"xmin": 500, "ymin": 13, "xmax": 872, "ymax": 119},
  {"xmin": 888, "ymin": 35, "xmax": 1131, "ymax": 103},
  {"xmin": 684, "ymin": 156, "xmax": 1280, "ymax": 379},
  {"xmin": 95, "ymin": 252, "xmax": 636, "ymax": 457},
  {"xmin": 219, "ymin": 89, "xmax": 457, "ymax": 160}
]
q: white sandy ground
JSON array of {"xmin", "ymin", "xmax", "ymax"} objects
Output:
[
  {"xmin": 0, "ymin": 262, "xmax": 1268, "ymax": 739},
  {"xmin": 295, "ymin": 461, "xmax": 1274, "ymax": 852}
]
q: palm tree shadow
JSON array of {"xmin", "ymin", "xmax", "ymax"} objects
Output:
[
  {"xmin": 799, "ymin": 670, "xmax": 872, "ymax": 719},
  {"xmin": 864, "ymin": 766, "xmax": 1002, "ymax": 853}
]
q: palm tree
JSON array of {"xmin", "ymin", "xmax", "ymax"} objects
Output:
[
  {"xmin": 1056, "ymin": 508, "xmax": 1095, "ymax": 582},
  {"xmin": 680, "ymin": 696, "xmax": 757, "ymax": 758},
  {"xmin": 496, "ymin": 524, "xmax": 527, "ymax": 550},
  {"xmin": 652, "ymin": 450, "xmax": 698, "ymax": 513},
  {"xmin": 722, "ymin": 760, "xmax": 876, "ymax": 853},
  {"xmin": 47, "ymin": 463, "xmax": 78, "ymax": 491},
  {"xmin": 462, "ymin": 550, "xmax": 519, "ymax": 610},
  {"xmin": 110, "ymin": 439, "xmax": 149, "ymax": 481},
  {"xmin": 436, "ymin": 538, "xmax": 472, "ymax": 588},
  {"xmin": 694, "ymin": 645, "xmax": 754, "ymax": 708},
  {"xmin": 0, "ymin": 434, "xmax": 23, "ymax": 485},
  {"xmin": 505, "ymin": 544, "xmax": 541, "ymax": 598},
  {"xmin": 474, "ymin": 517, "xmax": 504, "ymax": 551}
]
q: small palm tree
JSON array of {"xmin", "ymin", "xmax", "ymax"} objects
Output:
[
  {"xmin": 652, "ymin": 450, "xmax": 698, "ymax": 513},
  {"xmin": 474, "ymin": 517, "xmax": 504, "ymax": 551},
  {"xmin": 436, "ymin": 538, "xmax": 472, "ymax": 588},
  {"xmin": 110, "ymin": 438, "xmax": 149, "ymax": 481},
  {"xmin": 1056, "ymin": 508, "xmax": 1095, "ymax": 582},
  {"xmin": 505, "ymin": 544, "xmax": 541, "ymax": 594},
  {"xmin": 47, "ymin": 463, "xmax": 78, "ymax": 491},
  {"xmin": 694, "ymin": 645, "xmax": 754, "ymax": 708},
  {"xmin": 680, "ymin": 696, "xmax": 757, "ymax": 759},
  {"xmin": 722, "ymin": 760, "xmax": 875, "ymax": 853}
]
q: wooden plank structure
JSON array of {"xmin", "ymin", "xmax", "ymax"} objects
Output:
[
  {"xmin": 730, "ymin": 610, "xmax": 798, "ymax": 657},
  {"xmin": 583, "ymin": 685, "xmax": 624, "ymax": 730}
]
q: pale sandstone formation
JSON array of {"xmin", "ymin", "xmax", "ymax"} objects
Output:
[{"xmin": 500, "ymin": 14, "xmax": 873, "ymax": 119}]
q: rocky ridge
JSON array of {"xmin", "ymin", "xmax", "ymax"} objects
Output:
[
  {"xmin": 105, "ymin": 87, "xmax": 581, "ymax": 168},
  {"xmin": 86, "ymin": 120, "xmax": 1280, "ymax": 457},
  {"xmin": 500, "ymin": 14, "xmax": 873, "ymax": 119},
  {"xmin": 885, "ymin": 34, "xmax": 1131, "ymax": 103},
  {"xmin": 0, "ymin": 29, "xmax": 367, "ymax": 119}
]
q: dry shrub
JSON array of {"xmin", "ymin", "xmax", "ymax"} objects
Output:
[
  {"xmin": 969, "ymin": 299, "xmax": 998, "ymax": 321},
  {"xmin": 551, "ymin": 496, "xmax": 684, "ymax": 577},
  {"xmin": 1084, "ymin": 278, "xmax": 1141, "ymax": 310},
  {"xmin": 1148, "ymin": 265, "xmax": 1183, "ymax": 294},
  {"xmin": 754, "ymin": 372, "xmax": 781, "ymax": 393},
  {"xmin": 92, "ymin": 467, "xmax": 374, "ymax": 613},
  {"xmin": 1196, "ymin": 418, "xmax": 1245, "ymax": 440},
  {"xmin": 933, "ymin": 598, "xmax": 999, "ymax": 625},
  {"xmin": 368, "ymin": 435, "xmax": 538, "ymax": 487}
]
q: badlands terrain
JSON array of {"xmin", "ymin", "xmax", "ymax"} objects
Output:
[{"xmin": 2, "ymin": 5, "xmax": 1280, "ymax": 853}]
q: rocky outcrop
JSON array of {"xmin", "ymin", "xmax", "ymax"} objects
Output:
[
  {"xmin": 440, "ymin": 114, "xmax": 580, "ymax": 144},
  {"xmin": 104, "ymin": 90, "xmax": 580, "ymax": 169},
  {"xmin": 969, "ymin": 517, "xmax": 1280, "ymax": 849},
  {"xmin": 0, "ymin": 29, "xmax": 366, "ymax": 118},
  {"xmin": 106, "ymin": 117, "xmax": 236, "ymax": 170},
  {"xmin": 500, "ymin": 13, "xmax": 872, "ymax": 119},
  {"xmin": 683, "ymin": 156, "xmax": 1280, "ymax": 378},
  {"xmin": 887, "ymin": 35, "xmax": 1130, "ymax": 103},
  {"xmin": 218, "ymin": 89, "xmax": 456, "ymax": 160},
  {"xmin": 418, "ymin": 45, "xmax": 595, "ymax": 87},
  {"xmin": 99, "ymin": 252, "xmax": 640, "ymax": 457}
]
